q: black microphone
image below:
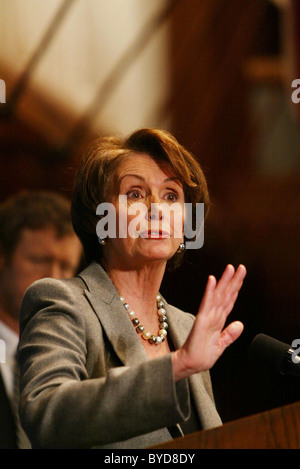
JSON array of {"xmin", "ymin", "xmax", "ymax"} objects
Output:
[{"xmin": 249, "ymin": 334, "xmax": 300, "ymax": 378}]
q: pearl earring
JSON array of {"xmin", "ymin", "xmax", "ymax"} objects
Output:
[
  {"xmin": 177, "ymin": 242, "xmax": 185, "ymax": 253},
  {"xmin": 98, "ymin": 237, "xmax": 106, "ymax": 246}
]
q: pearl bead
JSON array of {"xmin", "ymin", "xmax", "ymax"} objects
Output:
[
  {"xmin": 120, "ymin": 294, "xmax": 168, "ymax": 347},
  {"xmin": 159, "ymin": 315, "xmax": 168, "ymax": 322},
  {"xmin": 142, "ymin": 331, "xmax": 151, "ymax": 340}
]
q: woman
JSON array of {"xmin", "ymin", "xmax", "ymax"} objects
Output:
[{"xmin": 18, "ymin": 128, "xmax": 246, "ymax": 449}]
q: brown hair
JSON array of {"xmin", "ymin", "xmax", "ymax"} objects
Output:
[
  {"xmin": 71, "ymin": 128, "xmax": 209, "ymax": 269},
  {"xmin": 0, "ymin": 191, "xmax": 75, "ymax": 261}
]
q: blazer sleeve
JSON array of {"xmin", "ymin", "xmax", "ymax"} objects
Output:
[{"xmin": 18, "ymin": 279, "xmax": 190, "ymax": 449}]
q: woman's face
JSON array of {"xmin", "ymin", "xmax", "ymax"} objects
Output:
[{"xmin": 102, "ymin": 153, "xmax": 185, "ymax": 270}]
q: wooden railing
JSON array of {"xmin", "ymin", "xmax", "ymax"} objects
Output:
[{"xmin": 151, "ymin": 401, "xmax": 300, "ymax": 449}]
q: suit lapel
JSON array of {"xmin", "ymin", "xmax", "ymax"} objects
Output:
[
  {"xmin": 79, "ymin": 262, "xmax": 148, "ymax": 366},
  {"xmin": 78, "ymin": 262, "xmax": 192, "ymax": 368},
  {"xmin": 78, "ymin": 261, "xmax": 198, "ymax": 373},
  {"xmin": 79, "ymin": 264, "xmax": 220, "ymax": 427}
]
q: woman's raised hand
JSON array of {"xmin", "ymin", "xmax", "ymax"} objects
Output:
[{"xmin": 172, "ymin": 264, "xmax": 247, "ymax": 382}]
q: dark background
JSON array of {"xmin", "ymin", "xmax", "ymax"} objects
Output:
[{"xmin": 1, "ymin": 0, "xmax": 300, "ymax": 422}]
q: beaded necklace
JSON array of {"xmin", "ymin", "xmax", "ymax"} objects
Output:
[{"xmin": 119, "ymin": 294, "xmax": 168, "ymax": 345}]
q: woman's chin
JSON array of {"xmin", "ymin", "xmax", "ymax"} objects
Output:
[{"xmin": 137, "ymin": 240, "xmax": 176, "ymax": 262}]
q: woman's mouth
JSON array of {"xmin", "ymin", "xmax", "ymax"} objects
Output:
[{"xmin": 139, "ymin": 230, "xmax": 170, "ymax": 239}]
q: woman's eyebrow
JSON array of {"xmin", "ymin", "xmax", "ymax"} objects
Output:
[
  {"xmin": 119, "ymin": 174, "xmax": 146, "ymax": 183},
  {"xmin": 165, "ymin": 176, "xmax": 182, "ymax": 184},
  {"xmin": 119, "ymin": 174, "xmax": 181, "ymax": 184}
]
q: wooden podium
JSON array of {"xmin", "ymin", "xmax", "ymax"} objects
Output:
[{"xmin": 152, "ymin": 401, "xmax": 300, "ymax": 449}]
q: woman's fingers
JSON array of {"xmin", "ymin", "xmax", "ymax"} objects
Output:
[
  {"xmin": 200, "ymin": 264, "xmax": 246, "ymax": 317},
  {"xmin": 220, "ymin": 264, "xmax": 247, "ymax": 312},
  {"xmin": 173, "ymin": 265, "xmax": 247, "ymax": 381},
  {"xmin": 199, "ymin": 274, "xmax": 217, "ymax": 312},
  {"xmin": 216, "ymin": 264, "xmax": 246, "ymax": 297},
  {"xmin": 225, "ymin": 264, "xmax": 247, "ymax": 296},
  {"xmin": 219, "ymin": 320, "xmax": 244, "ymax": 349},
  {"xmin": 215, "ymin": 264, "xmax": 236, "ymax": 297}
]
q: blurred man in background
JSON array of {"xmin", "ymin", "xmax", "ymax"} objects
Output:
[{"xmin": 0, "ymin": 191, "xmax": 82, "ymax": 448}]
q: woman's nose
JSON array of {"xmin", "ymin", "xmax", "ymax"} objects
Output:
[{"xmin": 147, "ymin": 195, "xmax": 163, "ymax": 221}]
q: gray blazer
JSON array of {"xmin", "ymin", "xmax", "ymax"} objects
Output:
[{"xmin": 18, "ymin": 261, "xmax": 222, "ymax": 449}]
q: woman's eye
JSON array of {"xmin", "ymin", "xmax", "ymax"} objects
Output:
[
  {"xmin": 165, "ymin": 192, "xmax": 178, "ymax": 202},
  {"xmin": 127, "ymin": 190, "xmax": 143, "ymax": 200}
]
